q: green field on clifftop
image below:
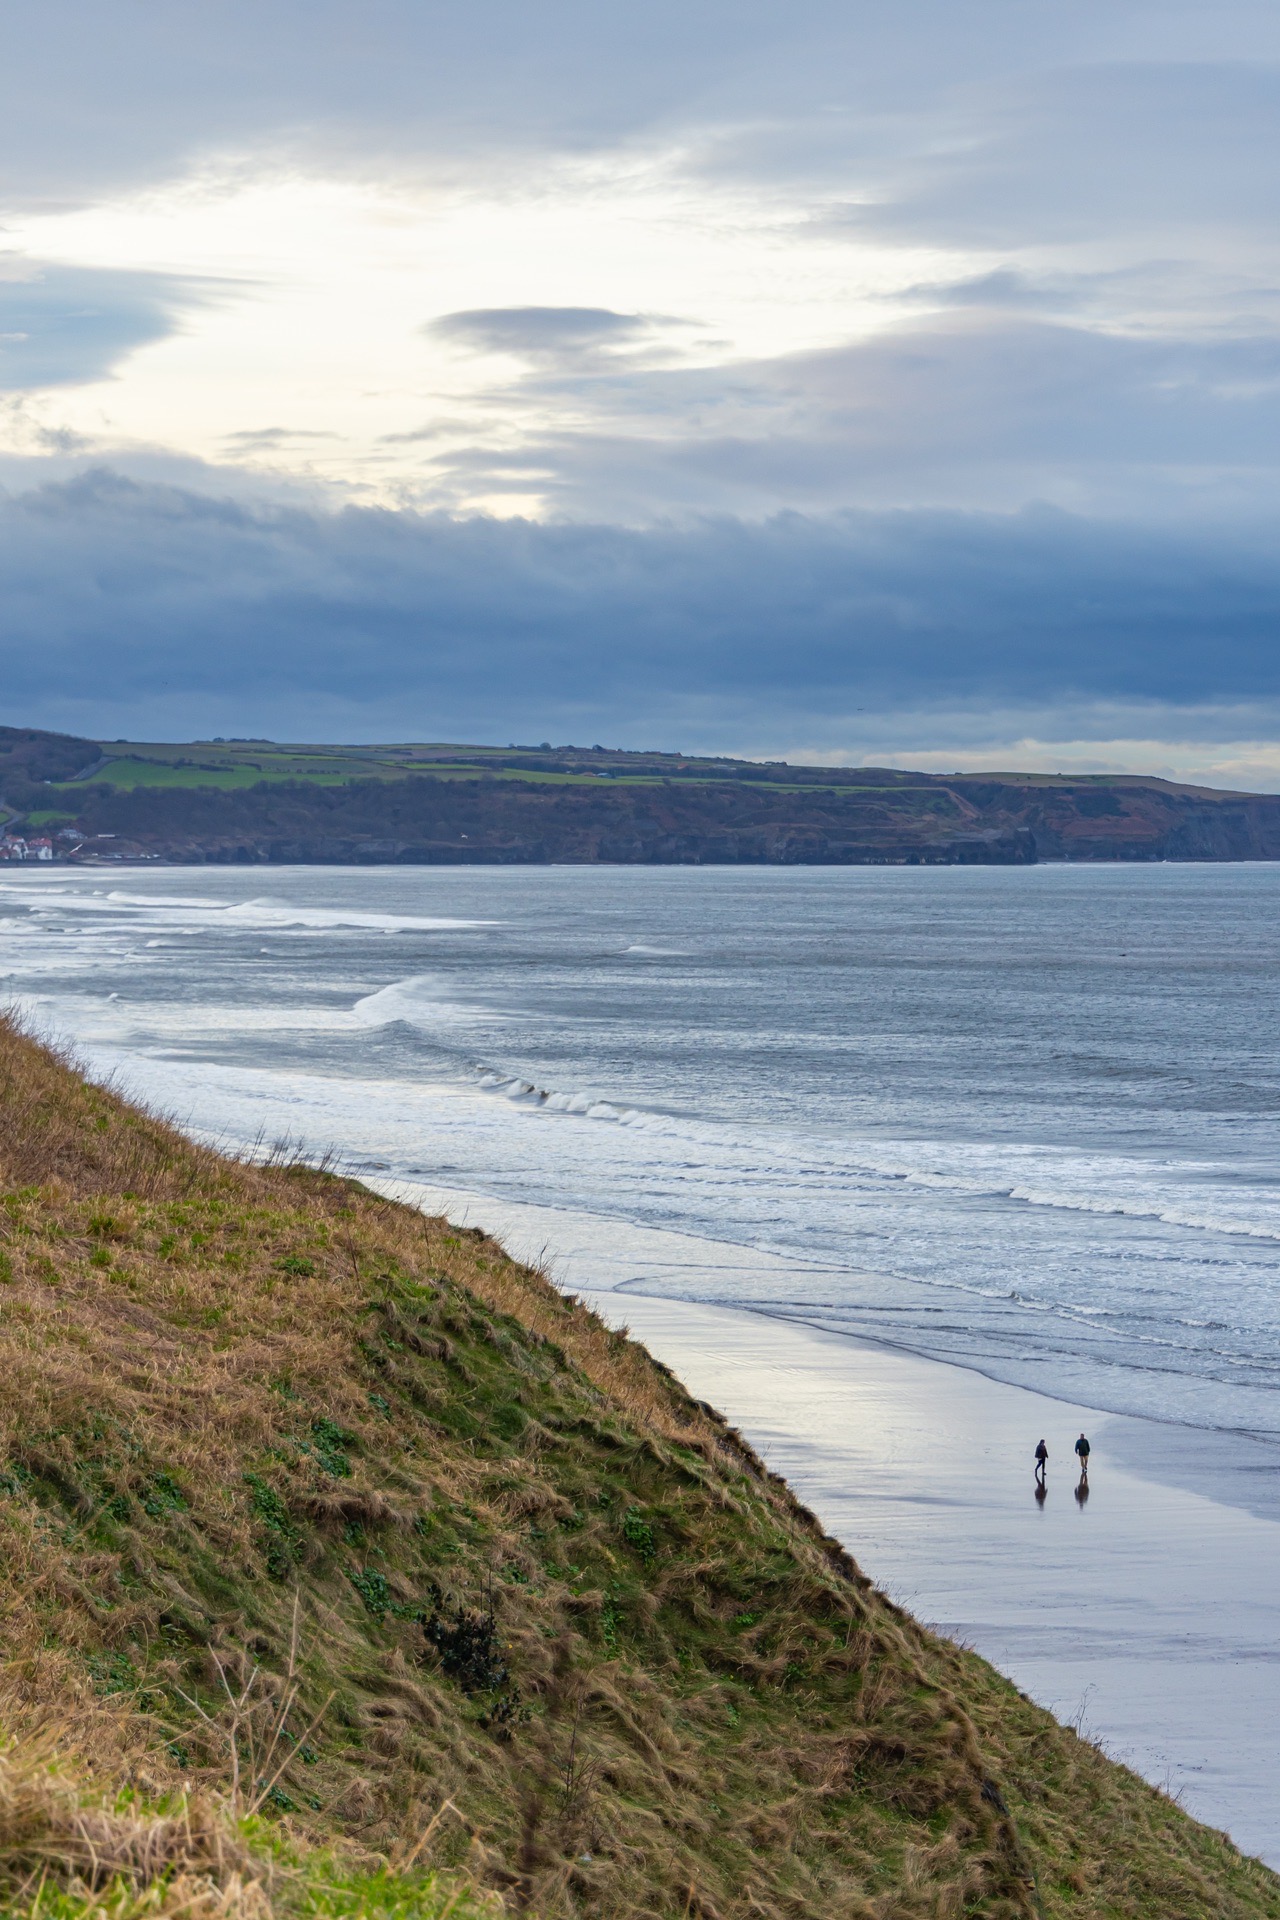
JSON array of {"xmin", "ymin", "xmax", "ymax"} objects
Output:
[{"xmin": 59, "ymin": 738, "xmax": 952, "ymax": 795}]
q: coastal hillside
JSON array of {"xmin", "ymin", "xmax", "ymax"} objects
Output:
[
  {"xmin": 4, "ymin": 726, "xmax": 1280, "ymax": 864},
  {"xmin": 0, "ymin": 1018, "xmax": 1277, "ymax": 1920}
]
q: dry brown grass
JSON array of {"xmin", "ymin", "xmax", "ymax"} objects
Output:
[
  {"xmin": 0, "ymin": 1731, "xmax": 255, "ymax": 1904},
  {"xmin": 0, "ymin": 1727, "xmax": 500, "ymax": 1919},
  {"xmin": 0, "ymin": 1015, "xmax": 1273, "ymax": 1920}
]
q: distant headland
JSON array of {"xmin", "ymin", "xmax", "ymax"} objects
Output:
[{"xmin": 2, "ymin": 725, "xmax": 1279, "ymax": 866}]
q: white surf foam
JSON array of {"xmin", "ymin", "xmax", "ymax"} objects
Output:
[
  {"xmin": 466, "ymin": 1064, "xmax": 1280, "ymax": 1244},
  {"xmin": 0, "ymin": 883, "xmax": 497, "ymax": 936},
  {"xmin": 352, "ymin": 977, "xmax": 505, "ymax": 1031}
]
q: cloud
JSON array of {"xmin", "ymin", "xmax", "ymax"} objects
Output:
[
  {"xmin": 0, "ymin": 262, "xmax": 207, "ymax": 390},
  {"xmin": 3, "ymin": 4, "xmax": 1280, "ymax": 781},
  {"xmin": 8, "ymin": 3, "xmax": 1280, "ymax": 277},
  {"xmin": 5, "ymin": 6, "xmax": 1280, "ymax": 523},
  {"xmin": 893, "ymin": 269, "xmax": 1085, "ymax": 313},
  {"xmin": 429, "ymin": 307, "xmax": 655, "ymax": 361},
  {"xmin": 222, "ymin": 427, "xmax": 339, "ymax": 450},
  {"xmin": 832, "ymin": 60, "xmax": 1280, "ymax": 253},
  {"xmin": 1, "ymin": 467, "xmax": 1278, "ymax": 779},
  {"xmin": 0, "ymin": 0, "xmax": 821, "ymax": 208},
  {"xmin": 397, "ymin": 312, "xmax": 1280, "ymax": 523}
]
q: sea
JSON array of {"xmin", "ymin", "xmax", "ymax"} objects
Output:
[{"xmin": 3, "ymin": 860, "xmax": 1279, "ymax": 1442}]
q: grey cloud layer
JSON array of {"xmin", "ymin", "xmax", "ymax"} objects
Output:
[
  {"xmin": 405, "ymin": 310, "xmax": 1280, "ymax": 521},
  {"xmin": 0, "ymin": 0, "xmax": 858, "ymax": 203},
  {"xmin": 5, "ymin": 3, "xmax": 1280, "ymax": 247},
  {"xmin": 3, "ymin": 2, "xmax": 1280, "ymax": 767},
  {"xmin": 0, "ymin": 265, "xmax": 207, "ymax": 391},
  {"xmin": 2, "ymin": 470, "xmax": 1277, "ymax": 752},
  {"xmin": 428, "ymin": 308, "xmax": 664, "ymax": 371}
]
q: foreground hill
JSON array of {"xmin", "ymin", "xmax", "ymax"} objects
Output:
[
  {"xmin": 5, "ymin": 727, "xmax": 1280, "ymax": 863},
  {"xmin": 0, "ymin": 1021, "xmax": 1276, "ymax": 1919}
]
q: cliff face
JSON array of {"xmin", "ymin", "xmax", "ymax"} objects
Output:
[
  {"xmin": 950, "ymin": 779, "xmax": 1280, "ymax": 862},
  {"xmin": 63, "ymin": 775, "xmax": 1041, "ymax": 865},
  {"xmin": 0, "ymin": 1019, "xmax": 1277, "ymax": 1920},
  {"xmin": 5, "ymin": 726, "xmax": 1280, "ymax": 864},
  {"xmin": 48, "ymin": 770, "xmax": 1280, "ymax": 867}
]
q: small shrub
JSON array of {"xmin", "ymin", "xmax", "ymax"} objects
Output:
[
  {"xmin": 141, "ymin": 1472, "xmax": 186, "ymax": 1518},
  {"xmin": 245, "ymin": 1471, "xmax": 300, "ymax": 1578},
  {"xmin": 0, "ymin": 1461, "xmax": 32, "ymax": 1499},
  {"xmin": 265, "ymin": 1541, "xmax": 293, "ymax": 1581},
  {"xmin": 245, "ymin": 1473, "xmax": 292, "ymax": 1536},
  {"xmin": 349, "ymin": 1565, "xmax": 392, "ymax": 1618},
  {"xmin": 87, "ymin": 1651, "xmax": 137, "ymax": 1696},
  {"xmin": 423, "ymin": 1594, "xmax": 512, "ymax": 1696},
  {"xmin": 478, "ymin": 1689, "xmax": 524, "ymax": 1739},
  {"xmin": 621, "ymin": 1507, "xmax": 656, "ymax": 1563},
  {"xmin": 309, "ymin": 1418, "xmax": 352, "ymax": 1478}
]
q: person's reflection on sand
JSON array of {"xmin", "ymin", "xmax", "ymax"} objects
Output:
[
  {"xmin": 1075, "ymin": 1475, "xmax": 1090, "ymax": 1507},
  {"xmin": 1034, "ymin": 1480, "xmax": 1048, "ymax": 1508}
]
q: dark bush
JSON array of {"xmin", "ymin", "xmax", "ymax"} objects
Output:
[{"xmin": 423, "ymin": 1591, "xmax": 512, "ymax": 1696}]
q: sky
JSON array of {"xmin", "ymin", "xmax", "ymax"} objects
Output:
[{"xmin": 3, "ymin": 2, "xmax": 1280, "ymax": 783}]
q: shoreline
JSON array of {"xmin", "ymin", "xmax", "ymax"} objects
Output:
[
  {"xmin": 367, "ymin": 1175, "xmax": 1280, "ymax": 1523},
  {"xmin": 372, "ymin": 1176, "xmax": 1280, "ymax": 1866}
]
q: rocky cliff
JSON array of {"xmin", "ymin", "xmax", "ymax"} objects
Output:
[
  {"xmin": 53, "ymin": 772, "xmax": 1280, "ymax": 866},
  {"xmin": 5, "ymin": 726, "xmax": 1280, "ymax": 865}
]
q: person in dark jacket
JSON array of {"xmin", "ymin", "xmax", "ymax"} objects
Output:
[
  {"xmin": 1074, "ymin": 1433, "xmax": 1091, "ymax": 1480},
  {"xmin": 1034, "ymin": 1438, "xmax": 1048, "ymax": 1485}
]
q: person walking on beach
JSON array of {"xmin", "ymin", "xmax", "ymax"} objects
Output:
[
  {"xmin": 1034, "ymin": 1438, "xmax": 1048, "ymax": 1485},
  {"xmin": 1074, "ymin": 1433, "xmax": 1091, "ymax": 1479}
]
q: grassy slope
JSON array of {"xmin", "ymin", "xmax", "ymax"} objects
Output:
[{"xmin": 0, "ymin": 1023, "xmax": 1274, "ymax": 1920}]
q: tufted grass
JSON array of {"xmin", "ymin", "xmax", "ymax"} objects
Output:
[{"xmin": 0, "ymin": 1014, "xmax": 1274, "ymax": 1919}]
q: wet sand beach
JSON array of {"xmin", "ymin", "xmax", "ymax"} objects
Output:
[
  {"xmin": 377, "ymin": 1181, "xmax": 1280, "ymax": 1867},
  {"xmin": 604, "ymin": 1292, "xmax": 1280, "ymax": 1868}
]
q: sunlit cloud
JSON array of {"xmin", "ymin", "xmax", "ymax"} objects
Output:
[{"xmin": 0, "ymin": 2, "xmax": 1278, "ymax": 775}]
